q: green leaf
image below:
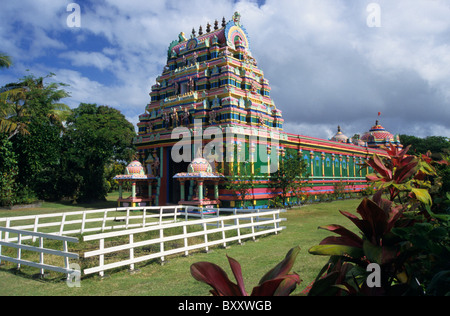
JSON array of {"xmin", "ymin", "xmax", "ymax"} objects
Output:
[
  {"xmin": 363, "ymin": 240, "xmax": 382, "ymax": 264},
  {"xmin": 363, "ymin": 240, "xmax": 397, "ymax": 265},
  {"xmin": 308, "ymin": 244, "xmax": 363, "ymax": 259},
  {"xmin": 411, "ymin": 188, "xmax": 432, "ymax": 205},
  {"xmin": 307, "ymin": 271, "xmax": 340, "ymax": 296}
]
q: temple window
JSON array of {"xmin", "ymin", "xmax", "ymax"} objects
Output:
[{"xmin": 180, "ymin": 83, "xmax": 188, "ymax": 94}]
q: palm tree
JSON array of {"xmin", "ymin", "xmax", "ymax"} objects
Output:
[
  {"xmin": 0, "ymin": 74, "xmax": 71, "ymax": 140},
  {"xmin": 0, "ymin": 53, "xmax": 12, "ymax": 69},
  {"xmin": 0, "ymin": 85, "xmax": 31, "ymax": 140}
]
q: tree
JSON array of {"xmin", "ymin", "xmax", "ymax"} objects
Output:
[
  {"xmin": 61, "ymin": 103, "xmax": 136, "ymax": 202},
  {"xmin": 400, "ymin": 134, "xmax": 450, "ymax": 156},
  {"xmin": 270, "ymin": 149, "xmax": 309, "ymax": 208},
  {"xmin": 225, "ymin": 162, "xmax": 257, "ymax": 208},
  {"xmin": 1, "ymin": 73, "xmax": 71, "ymax": 202},
  {"xmin": 0, "ymin": 137, "xmax": 18, "ymax": 206},
  {"xmin": 0, "ymin": 73, "xmax": 71, "ymax": 140},
  {"xmin": 0, "ymin": 53, "xmax": 12, "ymax": 69}
]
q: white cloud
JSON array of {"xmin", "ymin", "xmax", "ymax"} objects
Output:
[
  {"xmin": 59, "ymin": 51, "xmax": 114, "ymax": 71},
  {"xmin": 1, "ymin": 0, "xmax": 450, "ymax": 140}
]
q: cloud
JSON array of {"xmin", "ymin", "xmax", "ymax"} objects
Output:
[
  {"xmin": 59, "ymin": 51, "xmax": 114, "ymax": 71},
  {"xmin": 1, "ymin": 0, "xmax": 450, "ymax": 140},
  {"xmin": 237, "ymin": 0, "xmax": 450, "ymax": 139}
]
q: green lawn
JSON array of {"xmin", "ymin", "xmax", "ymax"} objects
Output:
[{"xmin": 0, "ymin": 196, "xmax": 361, "ymax": 296}]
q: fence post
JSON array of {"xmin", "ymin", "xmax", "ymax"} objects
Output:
[
  {"xmin": 256, "ymin": 209, "xmax": 260, "ymax": 229},
  {"xmin": 129, "ymin": 233, "xmax": 135, "ymax": 271},
  {"xmin": 39, "ymin": 237, "xmax": 44, "ymax": 275},
  {"xmin": 203, "ymin": 222, "xmax": 209, "ymax": 253},
  {"xmin": 250, "ymin": 215, "xmax": 256, "ymax": 241},
  {"xmin": 160, "ymin": 228, "xmax": 165, "ymax": 264},
  {"xmin": 0, "ymin": 230, "xmax": 2, "ymax": 265},
  {"xmin": 99, "ymin": 239, "xmax": 105, "ymax": 277},
  {"xmin": 5, "ymin": 219, "xmax": 10, "ymax": 242},
  {"xmin": 33, "ymin": 216, "xmax": 39, "ymax": 242},
  {"xmin": 174, "ymin": 206, "xmax": 178, "ymax": 222},
  {"xmin": 17, "ymin": 233, "xmax": 22, "ymax": 270},
  {"xmin": 183, "ymin": 224, "xmax": 189, "ymax": 257},
  {"xmin": 142, "ymin": 208, "xmax": 146, "ymax": 227},
  {"xmin": 221, "ymin": 219, "xmax": 227, "ymax": 249},
  {"xmin": 101, "ymin": 210, "xmax": 107, "ymax": 232},
  {"xmin": 216, "ymin": 208, "xmax": 220, "ymax": 228},
  {"xmin": 63, "ymin": 240, "xmax": 69, "ymax": 279},
  {"xmin": 273, "ymin": 212, "xmax": 278, "ymax": 235},
  {"xmin": 126, "ymin": 208, "xmax": 130, "ymax": 229},
  {"xmin": 236, "ymin": 217, "xmax": 242, "ymax": 245},
  {"xmin": 59, "ymin": 213, "xmax": 67, "ymax": 236},
  {"xmin": 81, "ymin": 212, "xmax": 86, "ymax": 234}
]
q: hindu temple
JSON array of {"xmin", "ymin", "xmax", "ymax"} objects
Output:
[{"xmin": 132, "ymin": 12, "xmax": 402, "ymax": 208}]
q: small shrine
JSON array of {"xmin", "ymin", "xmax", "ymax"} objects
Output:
[
  {"xmin": 113, "ymin": 160, "xmax": 158, "ymax": 207},
  {"xmin": 361, "ymin": 120, "xmax": 403, "ymax": 149},
  {"xmin": 330, "ymin": 126, "xmax": 349, "ymax": 143},
  {"xmin": 173, "ymin": 157, "xmax": 224, "ymax": 208}
]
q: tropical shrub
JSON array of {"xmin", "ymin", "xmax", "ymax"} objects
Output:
[
  {"xmin": 0, "ymin": 137, "xmax": 18, "ymax": 206},
  {"xmin": 307, "ymin": 145, "xmax": 450, "ymax": 295},
  {"xmin": 190, "ymin": 246, "xmax": 301, "ymax": 296}
]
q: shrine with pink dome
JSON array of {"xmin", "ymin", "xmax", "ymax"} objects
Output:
[{"xmin": 113, "ymin": 160, "xmax": 157, "ymax": 207}]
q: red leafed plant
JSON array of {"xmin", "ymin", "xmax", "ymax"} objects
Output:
[
  {"xmin": 365, "ymin": 145, "xmax": 437, "ymax": 205},
  {"xmin": 307, "ymin": 191, "xmax": 409, "ymax": 295},
  {"xmin": 190, "ymin": 246, "xmax": 301, "ymax": 296},
  {"xmin": 306, "ymin": 146, "xmax": 448, "ymax": 296}
]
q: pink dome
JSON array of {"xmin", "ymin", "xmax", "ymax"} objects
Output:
[
  {"xmin": 187, "ymin": 157, "xmax": 213, "ymax": 173},
  {"xmin": 361, "ymin": 121, "xmax": 394, "ymax": 143},
  {"xmin": 126, "ymin": 161, "xmax": 145, "ymax": 175}
]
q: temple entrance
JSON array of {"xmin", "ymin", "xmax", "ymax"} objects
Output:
[{"xmin": 168, "ymin": 157, "xmax": 190, "ymax": 204}]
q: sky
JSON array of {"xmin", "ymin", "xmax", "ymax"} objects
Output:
[{"xmin": 1, "ymin": 0, "xmax": 450, "ymax": 141}]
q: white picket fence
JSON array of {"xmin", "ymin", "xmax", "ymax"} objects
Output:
[
  {"xmin": 0, "ymin": 206, "xmax": 286, "ymax": 278},
  {"xmin": 0, "ymin": 226, "xmax": 80, "ymax": 279},
  {"xmin": 0, "ymin": 206, "xmax": 182, "ymax": 242},
  {"xmin": 82, "ymin": 208, "xmax": 285, "ymax": 276}
]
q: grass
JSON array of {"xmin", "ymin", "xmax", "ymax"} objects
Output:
[{"xmin": 0, "ymin": 195, "xmax": 362, "ymax": 296}]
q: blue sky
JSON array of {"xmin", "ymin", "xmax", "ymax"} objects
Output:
[{"xmin": 1, "ymin": 0, "xmax": 450, "ymax": 140}]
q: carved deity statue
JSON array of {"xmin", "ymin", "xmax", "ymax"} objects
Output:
[
  {"xmin": 181, "ymin": 107, "xmax": 190, "ymax": 125},
  {"xmin": 209, "ymin": 110, "xmax": 217, "ymax": 123},
  {"xmin": 172, "ymin": 108, "xmax": 179, "ymax": 128}
]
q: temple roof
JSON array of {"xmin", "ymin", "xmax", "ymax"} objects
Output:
[
  {"xmin": 361, "ymin": 120, "xmax": 395, "ymax": 142},
  {"xmin": 113, "ymin": 160, "xmax": 157, "ymax": 180},
  {"xmin": 173, "ymin": 157, "xmax": 223, "ymax": 179},
  {"xmin": 167, "ymin": 12, "xmax": 251, "ymax": 59},
  {"xmin": 360, "ymin": 120, "xmax": 402, "ymax": 148},
  {"xmin": 330, "ymin": 126, "xmax": 349, "ymax": 143}
]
